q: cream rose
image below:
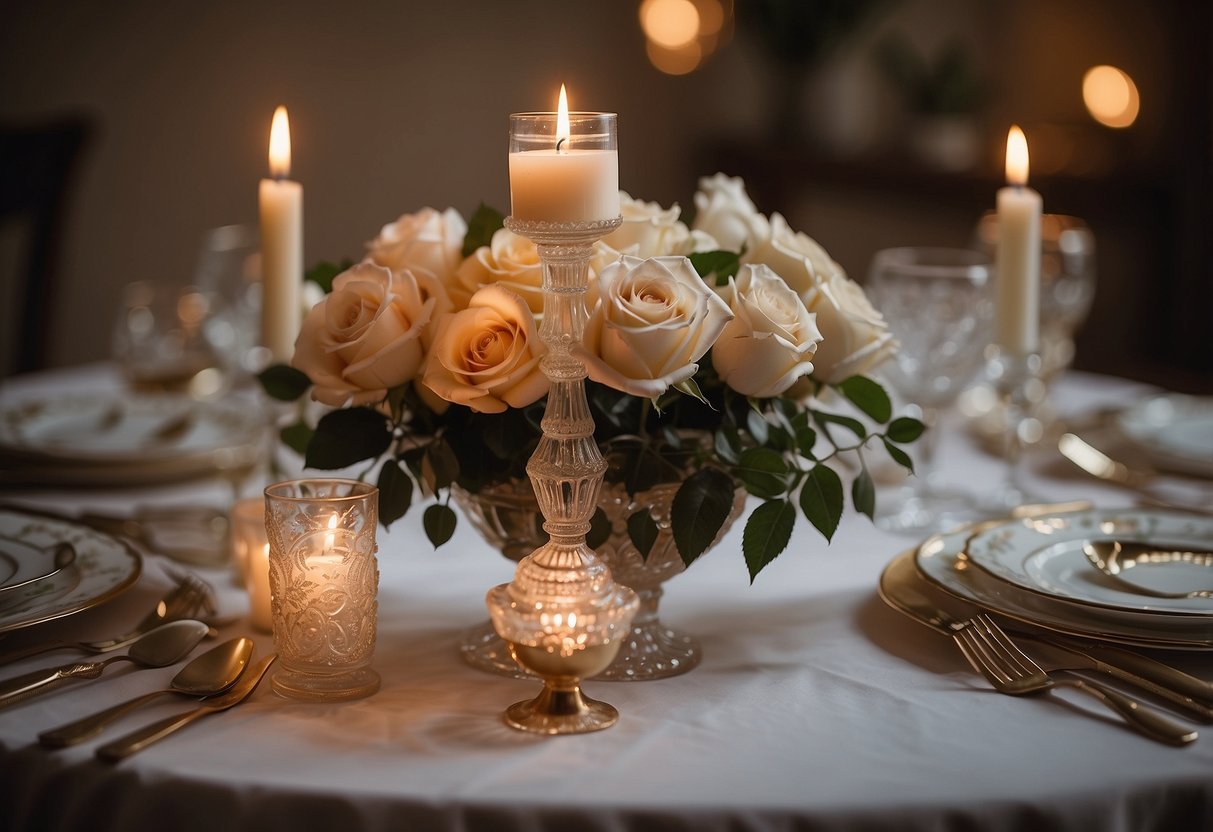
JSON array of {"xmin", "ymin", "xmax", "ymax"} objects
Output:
[
  {"xmin": 591, "ymin": 192, "xmax": 718, "ymax": 277},
  {"xmin": 713, "ymin": 265, "xmax": 823, "ymax": 398},
  {"xmin": 422, "ymin": 285, "xmax": 548, "ymax": 414},
  {"xmin": 366, "ymin": 207, "xmax": 467, "ymax": 287},
  {"xmin": 576, "ymin": 255, "xmax": 732, "ymax": 399},
  {"xmin": 292, "ymin": 262, "xmax": 436, "ymax": 407},
  {"xmin": 740, "ymin": 212, "xmax": 845, "ymax": 298},
  {"xmin": 803, "ymin": 273, "xmax": 898, "ymax": 384},
  {"xmin": 692, "ymin": 173, "xmax": 760, "ymax": 251},
  {"xmin": 452, "ymin": 228, "xmax": 543, "ymax": 314}
]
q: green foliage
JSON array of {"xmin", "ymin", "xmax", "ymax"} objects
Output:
[
  {"xmin": 462, "ymin": 203, "xmax": 505, "ymax": 257},
  {"xmin": 627, "ymin": 509, "xmax": 660, "ymax": 560},
  {"xmin": 688, "ymin": 250, "xmax": 742, "ymax": 286},
  {"xmin": 799, "ymin": 464, "xmax": 843, "ymax": 542},
  {"xmin": 279, "ymin": 420, "xmax": 313, "ymax": 456},
  {"xmin": 423, "ymin": 504, "xmax": 457, "ymax": 547},
  {"xmin": 377, "ymin": 459, "xmax": 414, "ymax": 528},
  {"xmin": 258, "ymin": 364, "xmax": 311, "ymax": 402},
  {"xmin": 743, "ymin": 499, "xmax": 796, "ymax": 582},
  {"xmin": 305, "ymin": 260, "xmax": 354, "ymax": 294},
  {"xmin": 671, "ymin": 467, "xmax": 736, "ymax": 567},
  {"xmin": 305, "ymin": 408, "xmax": 393, "ymax": 470}
]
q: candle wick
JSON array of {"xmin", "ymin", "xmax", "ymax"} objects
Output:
[{"xmin": 556, "ymin": 136, "xmax": 567, "ymax": 154}]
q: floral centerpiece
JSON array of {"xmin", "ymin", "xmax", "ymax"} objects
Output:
[{"xmin": 261, "ymin": 174, "xmax": 921, "ymax": 581}]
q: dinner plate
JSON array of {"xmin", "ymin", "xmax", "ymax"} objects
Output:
[
  {"xmin": 0, "ymin": 535, "xmax": 64, "ymax": 592},
  {"xmin": 964, "ymin": 508, "xmax": 1213, "ymax": 617},
  {"xmin": 0, "ymin": 393, "xmax": 264, "ymax": 486},
  {"xmin": 1114, "ymin": 394, "xmax": 1213, "ymax": 478},
  {"xmin": 916, "ymin": 526, "xmax": 1213, "ymax": 650},
  {"xmin": 0, "ymin": 507, "xmax": 141, "ymax": 634}
]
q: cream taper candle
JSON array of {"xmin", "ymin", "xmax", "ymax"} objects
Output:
[
  {"xmin": 508, "ymin": 85, "xmax": 619, "ymax": 222},
  {"xmin": 994, "ymin": 125, "xmax": 1042, "ymax": 355},
  {"xmin": 259, "ymin": 106, "xmax": 303, "ymax": 362}
]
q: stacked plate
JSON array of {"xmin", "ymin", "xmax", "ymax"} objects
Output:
[
  {"xmin": 1113, "ymin": 393, "xmax": 1213, "ymax": 479},
  {"xmin": 913, "ymin": 506, "xmax": 1213, "ymax": 651},
  {"xmin": 0, "ymin": 393, "xmax": 265, "ymax": 487},
  {"xmin": 0, "ymin": 506, "xmax": 141, "ymax": 633}
]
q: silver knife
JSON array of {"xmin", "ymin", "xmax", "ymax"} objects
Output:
[
  {"xmin": 95, "ymin": 653, "xmax": 276, "ymax": 762},
  {"xmin": 879, "ymin": 551, "xmax": 1213, "ymax": 722}
]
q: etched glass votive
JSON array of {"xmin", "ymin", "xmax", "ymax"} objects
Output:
[{"xmin": 264, "ymin": 479, "xmax": 380, "ymax": 702}]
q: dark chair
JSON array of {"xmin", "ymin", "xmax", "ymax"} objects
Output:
[{"xmin": 0, "ymin": 117, "xmax": 92, "ymax": 377}]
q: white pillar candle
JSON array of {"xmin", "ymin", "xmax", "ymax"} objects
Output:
[
  {"xmin": 508, "ymin": 85, "xmax": 619, "ymax": 222},
  {"xmin": 247, "ymin": 541, "xmax": 273, "ymax": 633},
  {"xmin": 228, "ymin": 496, "xmax": 265, "ymax": 582},
  {"xmin": 994, "ymin": 125, "xmax": 1042, "ymax": 355},
  {"xmin": 259, "ymin": 106, "xmax": 303, "ymax": 363}
]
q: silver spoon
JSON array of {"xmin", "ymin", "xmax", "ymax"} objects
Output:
[
  {"xmin": 0, "ymin": 542, "xmax": 76, "ymax": 596},
  {"xmin": 1083, "ymin": 540, "xmax": 1213, "ymax": 599},
  {"xmin": 38, "ymin": 636, "xmax": 254, "ymax": 747},
  {"xmin": 0, "ymin": 619, "xmax": 209, "ymax": 709}
]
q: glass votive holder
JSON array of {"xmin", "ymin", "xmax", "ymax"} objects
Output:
[
  {"xmin": 264, "ymin": 479, "xmax": 380, "ymax": 702},
  {"xmin": 229, "ymin": 497, "xmax": 272, "ymax": 632}
]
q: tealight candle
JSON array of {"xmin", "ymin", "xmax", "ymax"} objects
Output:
[
  {"xmin": 994, "ymin": 125, "xmax": 1042, "ymax": 355},
  {"xmin": 229, "ymin": 497, "xmax": 272, "ymax": 631},
  {"xmin": 259, "ymin": 105, "xmax": 303, "ymax": 362},
  {"xmin": 508, "ymin": 85, "xmax": 619, "ymax": 222},
  {"xmin": 247, "ymin": 542, "xmax": 273, "ymax": 633}
]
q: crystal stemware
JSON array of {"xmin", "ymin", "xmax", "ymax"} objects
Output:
[{"xmin": 865, "ymin": 247, "xmax": 993, "ymax": 533}]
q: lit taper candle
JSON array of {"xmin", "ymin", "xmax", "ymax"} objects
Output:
[
  {"xmin": 259, "ymin": 106, "xmax": 303, "ymax": 363},
  {"xmin": 994, "ymin": 125, "xmax": 1042, "ymax": 355}
]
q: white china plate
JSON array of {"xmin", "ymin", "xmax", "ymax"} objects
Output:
[
  {"xmin": 916, "ymin": 526, "xmax": 1213, "ymax": 650},
  {"xmin": 0, "ymin": 393, "xmax": 263, "ymax": 486},
  {"xmin": 0, "ymin": 535, "xmax": 63, "ymax": 591},
  {"xmin": 1114, "ymin": 394, "xmax": 1213, "ymax": 478},
  {"xmin": 964, "ymin": 508, "xmax": 1213, "ymax": 616},
  {"xmin": 0, "ymin": 507, "xmax": 141, "ymax": 634}
]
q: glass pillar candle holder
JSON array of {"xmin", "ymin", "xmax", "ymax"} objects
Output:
[
  {"xmin": 229, "ymin": 496, "xmax": 272, "ymax": 632},
  {"xmin": 264, "ymin": 479, "xmax": 380, "ymax": 702}
]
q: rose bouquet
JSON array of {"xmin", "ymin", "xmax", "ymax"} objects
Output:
[{"xmin": 261, "ymin": 174, "xmax": 921, "ymax": 580}]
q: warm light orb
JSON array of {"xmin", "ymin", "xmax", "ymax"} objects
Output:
[
  {"xmin": 556, "ymin": 84, "xmax": 570, "ymax": 150},
  {"xmin": 646, "ymin": 38, "xmax": 702, "ymax": 76},
  {"xmin": 640, "ymin": 0, "xmax": 700, "ymax": 49},
  {"xmin": 1083, "ymin": 65, "xmax": 1140, "ymax": 128},
  {"xmin": 1004, "ymin": 125, "xmax": 1030, "ymax": 187},
  {"xmin": 268, "ymin": 105, "xmax": 291, "ymax": 178}
]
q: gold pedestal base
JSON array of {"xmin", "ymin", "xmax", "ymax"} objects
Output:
[{"xmin": 504, "ymin": 683, "xmax": 619, "ymax": 734}]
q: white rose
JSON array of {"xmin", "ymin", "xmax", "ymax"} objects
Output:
[
  {"xmin": 740, "ymin": 212, "xmax": 845, "ymax": 298},
  {"xmin": 366, "ymin": 207, "xmax": 467, "ymax": 287},
  {"xmin": 576, "ymin": 255, "xmax": 732, "ymax": 399},
  {"xmin": 713, "ymin": 265, "xmax": 822, "ymax": 398},
  {"xmin": 422, "ymin": 285, "xmax": 548, "ymax": 414},
  {"xmin": 591, "ymin": 192, "xmax": 718, "ymax": 276},
  {"xmin": 452, "ymin": 228, "xmax": 543, "ymax": 315},
  {"xmin": 692, "ymin": 173, "xmax": 760, "ymax": 251},
  {"xmin": 803, "ymin": 273, "xmax": 898, "ymax": 384},
  {"xmin": 292, "ymin": 262, "xmax": 435, "ymax": 407}
]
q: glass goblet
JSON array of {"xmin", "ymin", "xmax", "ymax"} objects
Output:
[{"xmin": 865, "ymin": 247, "xmax": 993, "ymax": 534}]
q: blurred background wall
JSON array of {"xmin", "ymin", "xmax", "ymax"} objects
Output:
[{"xmin": 1, "ymin": 0, "xmax": 1209, "ymax": 390}]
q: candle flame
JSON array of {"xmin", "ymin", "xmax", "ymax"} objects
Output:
[
  {"xmin": 269, "ymin": 106, "xmax": 291, "ymax": 179},
  {"xmin": 1005, "ymin": 125, "xmax": 1029, "ymax": 186},
  {"xmin": 324, "ymin": 512, "xmax": 338, "ymax": 551},
  {"xmin": 556, "ymin": 84, "xmax": 570, "ymax": 152}
]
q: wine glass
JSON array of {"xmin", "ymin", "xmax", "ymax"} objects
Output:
[{"xmin": 865, "ymin": 247, "xmax": 993, "ymax": 534}]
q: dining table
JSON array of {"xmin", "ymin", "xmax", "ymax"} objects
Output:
[{"xmin": 0, "ymin": 362, "xmax": 1209, "ymax": 832}]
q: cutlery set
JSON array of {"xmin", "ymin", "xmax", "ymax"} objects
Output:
[
  {"xmin": 880, "ymin": 503, "xmax": 1213, "ymax": 746},
  {"xmin": 0, "ymin": 573, "xmax": 273, "ymax": 760}
]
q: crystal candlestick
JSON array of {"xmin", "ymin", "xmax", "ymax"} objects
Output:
[
  {"xmin": 485, "ymin": 213, "xmax": 638, "ymax": 734},
  {"xmin": 982, "ymin": 347, "xmax": 1047, "ymax": 513}
]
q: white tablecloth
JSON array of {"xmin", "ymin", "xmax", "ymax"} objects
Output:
[{"xmin": 0, "ymin": 366, "xmax": 1209, "ymax": 831}]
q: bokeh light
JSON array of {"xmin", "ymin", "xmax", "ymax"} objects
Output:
[
  {"xmin": 1082, "ymin": 65, "xmax": 1140, "ymax": 128},
  {"xmin": 641, "ymin": 0, "xmax": 730, "ymax": 76},
  {"xmin": 646, "ymin": 38, "xmax": 703, "ymax": 76},
  {"xmin": 640, "ymin": 0, "xmax": 700, "ymax": 49}
]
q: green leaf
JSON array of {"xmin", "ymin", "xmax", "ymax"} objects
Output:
[
  {"xmin": 887, "ymin": 416, "xmax": 926, "ymax": 443},
  {"xmin": 671, "ymin": 467, "xmax": 736, "ymax": 567},
  {"xmin": 586, "ymin": 507, "xmax": 612, "ymax": 550},
  {"xmin": 377, "ymin": 460, "xmax": 414, "ymax": 528},
  {"xmin": 673, "ymin": 376, "xmax": 709, "ymax": 405},
  {"xmin": 714, "ymin": 426, "xmax": 741, "ymax": 465},
  {"xmin": 882, "ymin": 437, "xmax": 915, "ymax": 474},
  {"xmin": 305, "ymin": 408, "xmax": 392, "ymax": 470},
  {"xmin": 257, "ymin": 364, "xmax": 311, "ymax": 401},
  {"xmin": 736, "ymin": 447, "xmax": 789, "ymax": 500},
  {"xmin": 742, "ymin": 499, "xmax": 796, "ymax": 581},
  {"xmin": 687, "ymin": 250, "xmax": 741, "ymax": 286},
  {"xmin": 627, "ymin": 509, "xmax": 660, "ymax": 560},
  {"xmin": 799, "ymin": 464, "xmax": 844, "ymax": 542},
  {"xmin": 794, "ymin": 424, "xmax": 818, "ymax": 460},
  {"xmin": 279, "ymin": 420, "xmax": 313, "ymax": 456},
  {"xmin": 814, "ymin": 410, "xmax": 868, "ymax": 441},
  {"xmin": 461, "ymin": 203, "xmax": 505, "ymax": 257},
  {"xmin": 852, "ymin": 467, "xmax": 876, "ymax": 521},
  {"xmin": 423, "ymin": 504, "xmax": 457, "ymax": 547},
  {"xmin": 422, "ymin": 439, "xmax": 460, "ymax": 491},
  {"xmin": 305, "ymin": 259, "xmax": 353, "ymax": 294},
  {"xmin": 838, "ymin": 376, "xmax": 892, "ymax": 423},
  {"xmin": 746, "ymin": 408, "xmax": 770, "ymax": 445}
]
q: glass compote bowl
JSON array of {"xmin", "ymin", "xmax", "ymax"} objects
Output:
[{"xmin": 865, "ymin": 247, "xmax": 993, "ymax": 534}]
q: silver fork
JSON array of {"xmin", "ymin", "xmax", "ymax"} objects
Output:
[
  {"xmin": 953, "ymin": 614, "xmax": 1198, "ymax": 746},
  {"xmin": 0, "ymin": 574, "xmax": 215, "ymax": 666}
]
